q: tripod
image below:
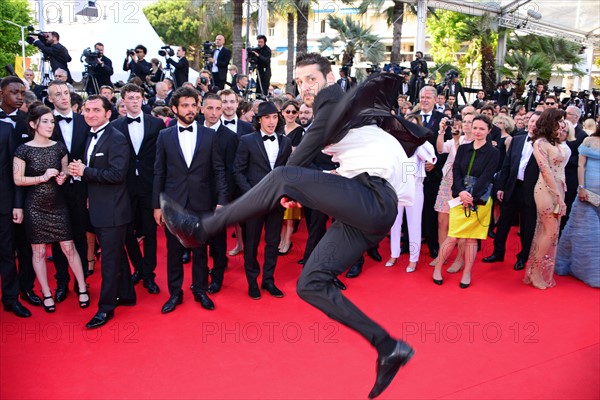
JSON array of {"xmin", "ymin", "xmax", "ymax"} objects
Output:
[
  {"xmin": 39, "ymin": 56, "xmax": 53, "ymax": 85},
  {"xmin": 245, "ymin": 62, "xmax": 263, "ymax": 101},
  {"xmin": 81, "ymin": 64, "xmax": 99, "ymax": 95},
  {"xmin": 163, "ymin": 57, "xmax": 177, "ymax": 88}
]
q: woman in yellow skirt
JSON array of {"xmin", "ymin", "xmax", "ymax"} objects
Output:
[{"xmin": 432, "ymin": 115, "xmax": 499, "ymax": 288}]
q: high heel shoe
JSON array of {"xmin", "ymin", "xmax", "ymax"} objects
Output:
[
  {"xmin": 432, "ymin": 277, "xmax": 443, "ymax": 285},
  {"xmin": 228, "ymin": 246, "xmax": 243, "ymax": 256},
  {"xmin": 86, "ymin": 259, "xmax": 95, "ymax": 277},
  {"xmin": 77, "ymin": 290, "xmax": 90, "ymax": 308},
  {"xmin": 405, "ymin": 262, "xmax": 417, "ymax": 273},
  {"xmin": 42, "ymin": 294, "xmax": 56, "ymax": 313},
  {"xmin": 385, "ymin": 258, "xmax": 397, "ymax": 267},
  {"xmin": 278, "ymin": 242, "xmax": 293, "ymax": 256},
  {"xmin": 459, "ymin": 281, "xmax": 470, "ymax": 289}
]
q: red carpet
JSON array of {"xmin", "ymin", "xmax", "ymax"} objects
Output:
[{"xmin": 1, "ymin": 225, "xmax": 598, "ymax": 399}]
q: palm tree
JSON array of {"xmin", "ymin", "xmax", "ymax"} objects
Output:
[
  {"xmin": 497, "ymin": 52, "xmax": 552, "ymax": 98},
  {"xmin": 232, "ymin": 0, "xmax": 244, "ymax": 70},
  {"xmin": 295, "ymin": 0, "xmax": 310, "ymax": 55}
]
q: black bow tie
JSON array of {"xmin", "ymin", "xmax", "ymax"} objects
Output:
[
  {"xmin": 55, "ymin": 115, "xmax": 72, "ymax": 123},
  {"xmin": 179, "ymin": 125, "xmax": 193, "ymax": 133},
  {"xmin": 223, "ymin": 119, "xmax": 235, "ymax": 125},
  {"xmin": 89, "ymin": 126, "xmax": 107, "ymax": 140},
  {"xmin": 0, "ymin": 111, "xmax": 18, "ymax": 122},
  {"xmin": 263, "ymin": 135, "xmax": 275, "ymax": 142},
  {"xmin": 527, "ymin": 136, "xmax": 534, "ymax": 142},
  {"xmin": 127, "ymin": 116, "xmax": 141, "ymax": 124}
]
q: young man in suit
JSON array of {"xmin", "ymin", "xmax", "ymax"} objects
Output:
[
  {"xmin": 153, "ymin": 87, "xmax": 228, "ymax": 314},
  {"xmin": 112, "ymin": 83, "xmax": 164, "ymax": 295},
  {"xmin": 219, "ymin": 89, "xmax": 253, "ymax": 137},
  {"xmin": 208, "ymin": 35, "xmax": 231, "ymax": 90},
  {"xmin": 68, "ymin": 95, "xmax": 135, "ymax": 329},
  {"xmin": 47, "ymin": 81, "xmax": 91, "ymax": 301},
  {"xmin": 233, "ymin": 102, "xmax": 292, "ymax": 299},
  {"xmin": 166, "ymin": 46, "xmax": 189, "ymax": 89}
]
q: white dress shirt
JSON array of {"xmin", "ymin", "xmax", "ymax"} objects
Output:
[
  {"xmin": 212, "ymin": 47, "xmax": 222, "ymax": 74},
  {"xmin": 261, "ymin": 130, "xmax": 279, "ymax": 170},
  {"xmin": 54, "ymin": 110, "xmax": 74, "ymax": 153},
  {"xmin": 127, "ymin": 113, "xmax": 144, "ymax": 155},
  {"xmin": 221, "ymin": 116, "xmax": 237, "ymax": 133},
  {"xmin": 87, "ymin": 122, "xmax": 110, "ymax": 165},
  {"xmin": 518, "ymin": 134, "xmax": 535, "ymax": 181},
  {"xmin": 0, "ymin": 110, "xmax": 18, "ymax": 128},
  {"xmin": 205, "ymin": 120, "xmax": 221, "ymax": 131},
  {"xmin": 178, "ymin": 122, "xmax": 197, "ymax": 168}
]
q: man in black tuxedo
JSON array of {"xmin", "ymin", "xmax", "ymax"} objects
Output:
[
  {"xmin": 123, "ymin": 45, "xmax": 152, "ymax": 82},
  {"xmin": 409, "ymin": 51, "xmax": 427, "ymax": 103},
  {"xmin": 86, "ymin": 42, "xmax": 113, "ymax": 94},
  {"xmin": 47, "ymin": 81, "xmax": 91, "ymax": 302},
  {"xmin": 219, "ymin": 89, "xmax": 253, "ymax": 137},
  {"xmin": 27, "ymin": 31, "xmax": 72, "ymax": 83},
  {"xmin": 0, "ymin": 77, "xmax": 40, "ymax": 307},
  {"xmin": 497, "ymin": 80, "xmax": 515, "ymax": 107},
  {"xmin": 233, "ymin": 102, "xmax": 292, "ymax": 299},
  {"xmin": 231, "ymin": 74, "xmax": 249, "ymax": 98},
  {"xmin": 112, "ymin": 84, "xmax": 164, "ymax": 294},
  {"xmin": 438, "ymin": 74, "xmax": 467, "ymax": 105},
  {"xmin": 208, "ymin": 36, "xmax": 231, "ymax": 90},
  {"xmin": 252, "ymin": 35, "xmax": 271, "ymax": 96},
  {"xmin": 69, "ymin": 95, "xmax": 135, "ymax": 329},
  {"xmin": 398, "ymin": 73, "xmax": 410, "ymax": 96},
  {"xmin": 527, "ymin": 82, "xmax": 546, "ymax": 111},
  {"xmin": 153, "ymin": 87, "xmax": 228, "ymax": 313},
  {"xmin": 418, "ymin": 85, "xmax": 446, "ymax": 259},
  {"xmin": 483, "ymin": 112, "xmax": 542, "ymax": 270},
  {"xmin": 337, "ymin": 67, "xmax": 355, "ymax": 93},
  {"xmin": 166, "ymin": 46, "xmax": 189, "ymax": 88},
  {"xmin": 472, "ymin": 89, "xmax": 486, "ymax": 109},
  {"xmin": 201, "ymin": 93, "xmax": 239, "ymax": 293},
  {"xmin": 0, "ymin": 121, "xmax": 31, "ymax": 317}
]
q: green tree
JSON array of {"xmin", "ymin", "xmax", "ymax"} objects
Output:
[
  {"xmin": 231, "ymin": 0, "xmax": 244, "ymax": 70},
  {"xmin": 0, "ymin": 0, "xmax": 35, "ymax": 77}
]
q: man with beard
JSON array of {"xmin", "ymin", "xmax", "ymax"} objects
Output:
[{"xmin": 298, "ymin": 103, "xmax": 313, "ymax": 128}]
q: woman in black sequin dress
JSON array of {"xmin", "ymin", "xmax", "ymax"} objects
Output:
[{"xmin": 13, "ymin": 105, "xmax": 89, "ymax": 312}]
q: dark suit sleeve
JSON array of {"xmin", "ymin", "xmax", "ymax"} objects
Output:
[
  {"xmin": 83, "ymin": 131, "xmax": 129, "ymax": 184},
  {"xmin": 217, "ymin": 49, "xmax": 231, "ymax": 68},
  {"xmin": 8, "ymin": 128, "xmax": 24, "ymax": 209},
  {"xmin": 123, "ymin": 58, "xmax": 131, "ymax": 72},
  {"xmin": 168, "ymin": 57, "xmax": 187, "ymax": 69},
  {"xmin": 152, "ymin": 130, "xmax": 167, "ymax": 209},
  {"xmin": 495, "ymin": 140, "xmax": 515, "ymax": 192},
  {"xmin": 452, "ymin": 145, "xmax": 467, "ymax": 197},
  {"xmin": 233, "ymin": 137, "xmax": 252, "ymax": 194},
  {"xmin": 211, "ymin": 134, "xmax": 228, "ymax": 205},
  {"xmin": 99, "ymin": 57, "xmax": 113, "ymax": 76}
]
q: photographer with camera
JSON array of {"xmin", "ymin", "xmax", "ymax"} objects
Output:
[
  {"xmin": 123, "ymin": 45, "xmax": 152, "ymax": 82},
  {"xmin": 336, "ymin": 66, "xmax": 355, "ymax": 93},
  {"xmin": 195, "ymin": 70, "xmax": 219, "ymax": 100},
  {"xmin": 84, "ymin": 43, "xmax": 113, "ymax": 95},
  {"xmin": 165, "ymin": 46, "xmax": 189, "ymax": 89},
  {"xmin": 497, "ymin": 80, "xmax": 515, "ymax": 107},
  {"xmin": 438, "ymin": 70, "xmax": 467, "ymax": 105},
  {"xmin": 27, "ymin": 31, "xmax": 72, "ymax": 83},
  {"xmin": 525, "ymin": 82, "xmax": 545, "ymax": 110},
  {"xmin": 250, "ymin": 35, "xmax": 271, "ymax": 96},
  {"xmin": 207, "ymin": 36, "xmax": 231, "ymax": 90},
  {"xmin": 409, "ymin": 51, "xmax": 428, "ymax": 103}
]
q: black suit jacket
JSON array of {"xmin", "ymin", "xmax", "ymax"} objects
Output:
[
  {"xmin": 111, "ymin": 114, "xmax": 164, "ymax": 196},
  {"xmin": 167, "ymin": 56, "xmax": 189, "ymax": 88},
  {"xmin": 438, "ymin": 81, "xmax": 467, "ymax": 104},
  {"xmin": 496, "ymin": 134, "xmax": 532, "ymax": 200},
  {"xmin": 565, "ymin": 126, "xmax": 588, "ymax": 184},
  {"xmin": 33, "ymin": 40, "xmax": 72, "ymax": 82},
  {"xmin": 421, "ymin": 110, "xmax": 447, "ymax": 182},
  {"xmin": 211, "ymin": 124, "xmax": 240, "ymax": 202},
  {"xmin": 83, "ymin": 125, "xmax": 131, "ymax": 228},
  {"xmin": 87, "ymin": 56, "xmax": 113, "ymax": 92},
  {"xmin": 233, "ymin": 132, "xmax": 292, "ymax": 194},
  {"xmin": 0, "ymin": 122, "xmax": 24, "ymax": 213},
  {"xmin": 209, "ymin": 47, "xmax": 231, "ymax": 83},
  {"xmin": 153, "ymin": 124, "xmax": 228, "ymax": 212}
]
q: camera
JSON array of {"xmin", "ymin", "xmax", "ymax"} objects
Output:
[
  {"xmin": 127, "ymin": 49, "xmax": 136, "ymax": 56},
  {"xmin": 203, "ymin": 41, "xmax": 215, "ymax": 57},
  {"xmin": 246, "ymin": 46, "xmax": 260, "ymax": 64},
  {"xmin": 80, "ymin": 47, "xmax": 100, "ymax": 66},
  {"xmin": 25, "ymin": 26, "xmax": 51, "ymax": 45},
  {"xmin": 592, "ymin": 89, "xmax": 600, "ymax": 97},
  {"xmin": 446, "ymin": 118, "xmax": 454, "ymax": 127},
  {"xmin": 366, "ymin": 64, "xmax": 381, "ymax": 75},
  {"xmin": 158, "ymin": 45, "xmax": 174, "ymax": 57},
  {"xmin": 553, "ymin": 86, "xmax": 566, "ymax": 94},
  {"xmin": 200, "ymin": 77, "xmax": 208, "ymax": 85},
  {"xmin": 383, "ymin": 63, "xmax": 407, "ymax": 75}
]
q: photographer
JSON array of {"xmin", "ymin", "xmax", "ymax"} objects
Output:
[
  {"xmin": 195, "ymin": 70, "xmax": 218, "ymax": 99},
  {"xmin": 409, "ymin": 51, "xmax": 428, "ymax": 103},
  {"xmin": 438, "ymin": 71, "xmax": 467, "ymax": 105},
  {"xmin": 166, "ymin": 46, "xmax": 189, "ymax": 88},
  {"xmin": 207, "ymin": 36, "xmax": 231, "ymax": 90},
  {"xmin": 123, "ymin": 45, "xmax": 152, "ymax": 82},
  {"xmin": 146, "ymin": 58, "xmax": 164, "ymax": 86},
  {"xmin": 497, "ymin": 80, "xmax": 515, "ymax": 107},
  {"xmin": 251, "ymin": 35, "xmax": 271, "ymax": 96},
  {"xmin": 27, "ymin": 31, "xmax": 72, "ymax": 83},
  {"xmin": 85, "ymin": 42, "xmax": 114, "ymax": 95},
  {"xmin": 336, "ymin": 67, "xmax": 355, "ymax": 93},
  {"xmin": 526, "ymin": 82, "xmax": 545, "ymax": 110}
]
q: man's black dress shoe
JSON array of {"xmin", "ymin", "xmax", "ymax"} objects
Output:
[
  {"xmin": 86, "ymin": 311, "xmax": 114, "ymax": 329},
  {"xmin": 143, "ymin": 279, "xmax": 160, "ymax": 294},
  {"xmin": 182, "ymin": 250, "xmax": 191, "ymax": 264},
  {"xmin": 367, "ymin": 248, "xmax": 383, "ymax": 262},
  {"xmin": 194, "ymin": 292, "xmax": 215, "ymax": 310},
  {"xmin": 261, "ymin": 283, "xmax": 284, "ymax": 298},
  {"xmin": 248, "ymin": 284, "xmax": 261, "ymax": 300},
  {"xmin": 160, "ymin": 193, "xmax": 205, "ymax": 248},
  {"xmin": 368, "ymin": 340, "xmax": 415, "ymax": 399},
  {"xmin": 161, "ymin": 293, "xmax": 183, "ymax": 314},
  {"xmin": 3, "ymin": 301, "xmax": 32, "ymax": 318},
  {"xmin": 514, "ymin": 259, "xmax": 525, "ymax": 271},
  {"xmin": 131, "ymin": 270, "xmax": 143, "ymax": 285},
  {"xmin": 207, "ymin": 281, "xmax": 221, "ymax": 294},
  {"xmin": 333, "ymin": 277, "xmax": 347, "ymax": 291},
  {"xmin": 429, "ymin": 248, "xmax": 439, "ymax": 259},
  {"xmin": 346, "ymin": 261, "xmax": 363, "ymax": 278},
  {"xmin": 482, "ymin": 254, "xmax": 504, "ymax": 263},
  {"xmin": 20, "ymin": 290, "xmax": 42, "ymax": 306},
  {"xmin": 55, "ymin": 283, "xmax": 68, "ymax": 303}
]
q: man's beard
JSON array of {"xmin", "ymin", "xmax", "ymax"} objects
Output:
[{"xmin": 178, "ymin": 112, "xmax": 196, "ymax": 125}]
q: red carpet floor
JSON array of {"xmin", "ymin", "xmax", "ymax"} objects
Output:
[{"xmin": 1, "ymin": 225, "xmax": 598, "ymax": 399}]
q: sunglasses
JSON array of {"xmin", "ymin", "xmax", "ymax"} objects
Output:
[
  {"xmin": 545, "ymin": 102, "xmax": 555, "ymax": 105},
  {"xmin": 283, "ymin": 110, "xmax": 298, "ymax": 115}
]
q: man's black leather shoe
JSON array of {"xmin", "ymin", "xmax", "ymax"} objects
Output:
[
  {"xmin": 143, "ymin": 279, "xmax": 160, "ymax": 294},
  {"xmin": 131, "ymin": 270, "xmax": 143, "ymax": 285},
  {"xmin": 514, "ymin": 259, "xmax": 525, "ymax": 270},
  {"xmin": 261, "ymin": 283, "xmax": 284, "ymax": 298},
  {"xmin": 367, "ymin": 248, "xmax": 382, "ymax": 262},
  {"xmin": 161, "ymin": 293, "xmax": 183, "ymax": 314},
  {"xmin": 194, "ymin": 292, "xmax": 215, "ymax": 310},
  {"xmin": 160, "ymin": 193, "xmax": 205, "ymax": 248},
  {"xmin": 55, "ymin": 283, "xmax": 68, "ymax": 303},
  {"xmin": 20, "ymin": 290, "xmax": 42, "ymax": 306},
  {"xmin": 333, "ymin": 277, "xmax": 347, "ymax": 291},
  {"xmin": 3, "ymin": 301, "xmax": 32, "ymax": 318},
  {"xmin": 85, "ymin": 311, "xmax": 114, "ymax": 329},
  {"xmin": 346, "ymin": 261, "xmax": 363, "ymax": 278},
  {"xmin": 482, "ymin": 254, "xmax": 504, "ymax": 263},
  {"xmin": 368, "ymin": 340, "xmax": 415, "ymax": 399},
  {"xmin": 248, "ymin": 283, "xmax": 261, "ymax": 300},
  {"xmin": 182, "ymin": 250, "xmax": 191, "ymax": 264},
  {"xmin": 429, "ymin": 248, "xmax": 439, "ymax": 259},
  {"xmin": 207, "ymin": 281, "xmax": 221, "ymax": 294}
]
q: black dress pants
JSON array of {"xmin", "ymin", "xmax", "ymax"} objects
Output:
[
  {"xmin": 302, "ymin": 207, "xmax": 329, "ymax": 262},
  {"xmin": 203, "ymin": 167, "xmax": 398, "ymax": 347},
  {"xmin": 0, "ymin": 213, "xmax": 19, "ymax": 305},
  {"xmin": 242, "ymin": 207, "xmax": 283, "ymax": 286},
  {"xmin": 165, "ymin": 227, "xmax": 209, "ymax": 296},
  {"xmin": 125, "ymin": 193, "xmax": 157, "ymax": 280}
]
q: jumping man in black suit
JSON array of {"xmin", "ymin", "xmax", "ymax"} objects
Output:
[{"xmin": 69, "ymin": 95, "xmax": 135, "ymax": 329}]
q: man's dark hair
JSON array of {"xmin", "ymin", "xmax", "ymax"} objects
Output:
[
  {"xmin": 170, "ymin": 86, "xmax": 199, "ymax": 108},
  {"xmin": 236, "ymin": 74, "xmax": 248, "ymax": 83},
  {"xmin": 295, "ymin": 52, "xmax": 332, "ymax": 78},
  {"xmin": 480, "ymin": 104, "xmax": 495, "ymax": 114},
  {"xmin": 71, "ymin": 92, "xmax": 83, "ymax": 109},
  {"xmin": 236, "ymin": 100, "xmax": 253, "ymax": 118},
  {"xmin": 416, "ymin": 51, "xmax": 423, "ymax": 57},
  {"xmin": 180, "ymin": 46, "xmax": 187, "ymax": 53},
  {"xmin": 1, "ymin": 76, "xmax": 25, "ymax": 90},
  {"xmin": 257, "ymin": 34, "xmax": 267, "ymax": 43},
  {"xmin": 448, "ymin": 94, "xmax": 456, "ymax": 100},
  {"xmin": 219, "ymin": 89, "xmax": 236, "ymax": 98},
  {"xmin": 120, "ymin": 83, "xmax": 144, "ymax": 98},
  {"xmin": 202, "ymin": 92, "xmax": 221, "ymax": 106},
  {"xmin": 85, "ymin": 95, "xmax": 112, "ymax": 112},
  {"xmin": 135, "ymin": 44, "xmax": 147, "ymax": 54},
  {"xmin": 94, "ymin": 42, "xmax": 104, "ymax": 47},
  {"xmin": 51, "ymin": 31, "xmax": 60, "ymax": 41}
]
